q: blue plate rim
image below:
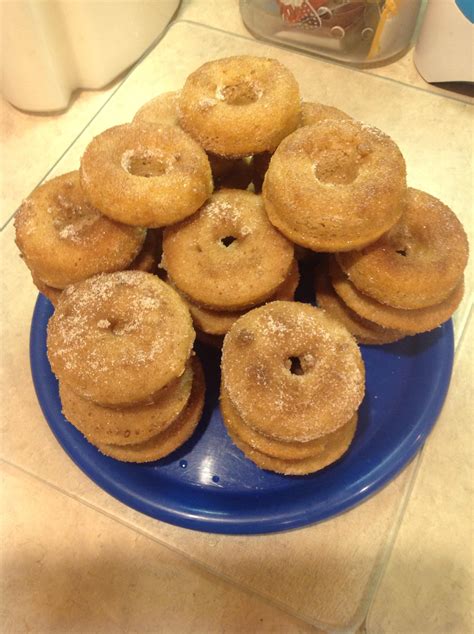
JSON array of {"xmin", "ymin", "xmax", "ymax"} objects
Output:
[{"xmin": 30, "ymin": 294, "xmax": 454, "ymax": 535}]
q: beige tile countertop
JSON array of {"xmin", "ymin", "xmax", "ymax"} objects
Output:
[{"xmin": 1, "ymin": 1, "xmax": 472, "ymax": 633}]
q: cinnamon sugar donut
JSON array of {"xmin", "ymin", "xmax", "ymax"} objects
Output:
[
  {"xmin": 179, "ymin": 259, "xmax": 299, "ymax": 336},
  {"xmin": 337, "ymin": 188, "xmax": 469, "ymax": 309},
  {"xmin": 14, "ymin": 172, "xmax": 145, "ymax": 289},
  {"xmin": 221, "ymin": 386, "xmax": 356, "ymax": 461},
  {"xmin": 47, "ymin": 271, "xmax": 195, "ymax": 407},
  {"xmin": 80, "ymin": 122, "xmax": 213, "ymax": 227},
  {"xmin": 222, "ymin": 301, "xmax": 365, "ymax": 442},
  {"xmin": 60, "ymin": 360, "xmax": 194, "ymax": 446},
  {"xmin": 263, "ymin": 120, "xmax": 407, "ymax": 251},
  {"xmin": 315, "ymin": 264, "xmax": 405, "ymax": 345},
  {"xmin": 133, "ymin": 91, "xmax": 181, "ymax": 127},
  {"xmin": 97, "ymin": 359, "xmax": 205, "ymax": 463},
  {"xmin": 163, "ymin": 189, "xmax": 294, "ymax": 310},
  {"xmin": 178, "ymin": 56, "xmax": 300, "ymax": 157},
  {"xmin": 329, "ymin": 257, "xmax": 464, "ymax": 334}
]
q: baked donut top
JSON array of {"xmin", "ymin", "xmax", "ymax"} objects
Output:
[
  {"xmin": 178, "ymin": 56, "xmax": 301, "ymax": 157},
  {"xmin": 79, "ymin": 122, "xmax": 213, "ymax": 228},
  {"xmin": 14, "ymin": 171, "xmax": 145, "ymax": 289},
  {"xmin": 162, "ymin": 189, "xmax": 294, "ymax": 310},
  {"xmin": 263, "ymin": 119, "xmax": 407, "ymax": 251},
  {"xmin": 337, "ymin": 188, "xmax": 469, "ymax": 309},
  {"xmin": 47, "ymin": 271, "xmax": 195, "ymax": 407},
  {"xmin": 222, "ymin": 301, "xmax": 365, "ymax": 442}
]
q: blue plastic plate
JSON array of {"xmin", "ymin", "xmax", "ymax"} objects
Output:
[{"xmin": 30, "ymin": 290, "xmax": 454, "ymax": 534}]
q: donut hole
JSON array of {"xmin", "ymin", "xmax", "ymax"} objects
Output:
[
  {"xmin": 220, "ymin": 235, "xmax": 237, "ymax": 248},
  {"xmin": 52, "ymin": 192, "xmax": 100, "ymax": 239},
  {"xmin": 217, "ymin": 81, "xmax": 263, "ymax": 106},
  {"xmin": 97, "ymin": 317, "xmax": 131, "ymax": 336},
  {"xmin": 396, "ymin": 248, "xmax": 408, "ymax": 257},
  {"xmin": 285, "ymin": 353, "xmax": 316, "ymax": 376},
  {"xmin": 313, "ymin": 149, "xmax": 360, "ymax": 185},
  {"xmin": 122, "ymin": 150, "xmax": 177, "ymax": 178}
]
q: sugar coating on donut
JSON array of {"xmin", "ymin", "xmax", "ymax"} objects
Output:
[
  {"xmin": 178, "ymin": 56, "xmax": 301, "ymax": 157},
  {"xmin": 222, "ymin": 301, "xmax": 365, "ymax": 442},
  {"xmin": 14, "ymin": 171, "xmax": 146, "ymax": 289},
  {"xmin": 263, "ymin": 119, "xmax": 407, "ymax": 252},
  {"xmin": 47, "ymin": 271, "xmax": 195, "ymax": 407},
  {"xmin": 337, "ymin": 188, "xmax": 469, "ymax": 309},
  {"xmin": 80, "ymin": 122, "xmax": 213, "ymax": 228},
  {"xmin": 162, "ymin": 189, "xmax": 294, "ymax": 310},
  {"xmin": 329, "ymin": 257, "xmax": 464, "ymax": 334},
  {"xmin": 300, "ymin": 101, "xmax": 352, "ymax": 127}
]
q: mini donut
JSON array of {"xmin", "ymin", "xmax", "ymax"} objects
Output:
[
  {"xmin": 337, "ymin": 188, "xmax": 469, "ymax": 309},
  {"xmin": 14, "ymin": 171, "xmax": 146, "ymax": 289},
  {"xmin": 263, "ymin": 120, "xmax": 407, "ymax": 251},
  {"xmin": 80, "ymin": 122, "xmax": 213, "ymax": 228},
  {"xmin": 221, "ymin": 386, "xmax": 356, "ymax": 461},
  {"xmin": 133, "ymin": 91, "xmax": 181, "ymax": 127},
  {"xmin": 47, "ymin": 271, "xmax": 195, "ymax": 407},
  {"xmin": 329, "ymin": 257, "xmax": 464, "ymax": 334},
  {"xmin": 223, "ymin": 397, "xmax": 358, "ymax": 475},
  {"xmin": 178, "ymin": 56, "xmax": 301, "ymax": 157},
  {"xmin": 252, "ymin": 101, "xmax": 352, "ymax": 192},
  {"xmin": 59, "ymin": 360, "xmax": 195, "ymax": 446},
  {"xmin": 178, "ymin": 259, "xmax": 299, "ymax": 336},
  {"xmin": 221, "ymin": 301, "xmax": 365, "ymax": 442},
  {"xmin": 97, "ymin": 358, "xmax": 205, "ymax": 463},
  {"xmin": 315, "ymin": 264, "xmax": 406, "ymax": 345},
  {"xmin": 163, "ymin": 189, "xmax": 294, "ymax": 310},
  {"xmin": 128, "ymin": 229, "xmax": 162, "ymax": 274}
]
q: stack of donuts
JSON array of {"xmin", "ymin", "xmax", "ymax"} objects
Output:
[
  {"xmin": 46, "ymin": 271, "xmax": 204, "ymax": 462},
  {"xmin": 221, "ymin": 302, "xmax": 365, "ymax": 475},
  {"xmin": 14, "ymin": 54, "xmax": 469, "ymax": 473}
]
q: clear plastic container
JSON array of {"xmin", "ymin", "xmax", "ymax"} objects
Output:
[{"xmin": 240, "ymin": 0, "xmax": 421, "ymax": 65}]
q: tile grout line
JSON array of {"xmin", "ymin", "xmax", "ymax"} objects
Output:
[{"xmin": 1, "ymin": 457, "xmax": 331, "ymax": 633}]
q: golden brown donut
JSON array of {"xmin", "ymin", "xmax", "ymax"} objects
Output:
[
  {"xmin": 47, "ymin": 271, "xmax": 195, "ymax": 407},
  {"xmin": 178, "ymin": 56, "xmax": 301, "ymax": 157},
  {"xmin": 337, "ymin": 188, "xmax": 469, "ymax": 309},
  {"xmin": 222, "ymin": 301, "xmax": 365, "ymax": 442},
  {"xmin": 263, "ymin": 120, "xmax": 407, "ymax": 251},
  {"xmin": 14, "ymin": 171, "xmax": 146, "ymax": 289},
  {"xmin": 133, "ymin": 91, "xmax": 181, "ymax": 127},
  {"xmin": 329, "ymin": 257, "xmax": 464, "ymax": 334},
  {"xmin": 128, "ymin": 229, "xmax": 162, "ymax": 274},
  {"xmin": 60, "ymin": 360, "xmax": 195, "ymax": 446},
  {"xmin": 97, "ymin": 358, "xmax": 205, "ymax": 463},
  {"xmin": 315, "ymin": 264, "xmax": 406, "ymax": 345},
  {"xmin": 163, "ymin": 189, "xmax": 294, "ymax": 310},
  {"xmin": 221, "ymin": 386, "xmax": 357, "ymax": 461},
  {"xmin": 224, "ymin": 400, "xmax": 358, "ymax": 475},
  {"xmin": 179, "ymin": 259, "xmax": 299, "ymax": 336},
  {"xmin": 79, "ymin": 122, "xmax": 213, "ymax": 228}
]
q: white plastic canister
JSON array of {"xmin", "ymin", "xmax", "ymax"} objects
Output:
[{"xmin": 1, "ymin": 0, "xmax": 180, "ymax": 112}]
